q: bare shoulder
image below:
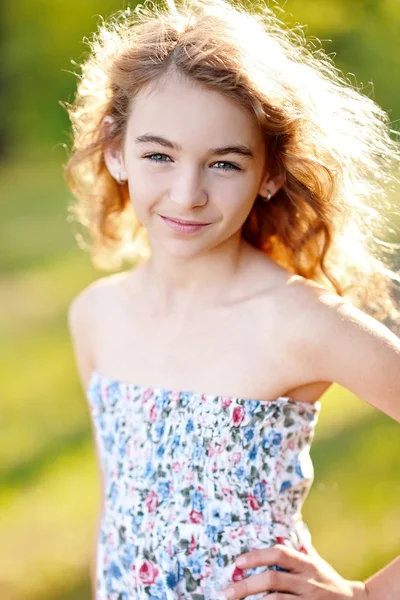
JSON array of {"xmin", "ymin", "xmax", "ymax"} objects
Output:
[
  {"xmin": 67, "ymin": 271, "xmax": 130, "ymax": 390},
  {"xmin": 283, "ymin": 276, "xmax": 400, "ymax": 418},
  {"xmin": 68, "ymin": 271, "xmax": 125, "ymax": 331}
]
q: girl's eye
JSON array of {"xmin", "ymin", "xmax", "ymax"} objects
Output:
[
  {"xmin": 213, "ymin": 161, "xmax": 242, "ymax": 171},
  {"xmin": 143, "ymin": 154, "xmax": 241, "ymax": 171},
  {"xmin": 144, "ymin": 153, "xmax": 171, "ymax": 162}
]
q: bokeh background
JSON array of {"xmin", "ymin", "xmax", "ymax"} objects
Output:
[{"xmin": 1, "ymin": 1, "xmax": 399, "ymax": 599}]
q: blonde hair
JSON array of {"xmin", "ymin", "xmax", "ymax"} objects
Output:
[{"xmin": 63, "ymin": 0, "xmax": 400, "ymax": 323}]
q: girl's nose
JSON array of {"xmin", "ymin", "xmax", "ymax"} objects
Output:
[{"xmin": 170, "ymin": 166, "xmax": 208, "ymax": 208}]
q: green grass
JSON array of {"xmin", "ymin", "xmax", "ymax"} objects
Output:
[{"xmin": 0, "ymin": 152, "xmax": 399, "ymax": 600}]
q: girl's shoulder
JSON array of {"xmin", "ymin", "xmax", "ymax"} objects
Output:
[{"xmin": 69, "ymin": 271, "xmax": 131, "ymax": 315}]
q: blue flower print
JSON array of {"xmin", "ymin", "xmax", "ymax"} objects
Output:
[
  {"xmin": 280, "ymin": 480, "xmax": 292, "ymax": 493},
  {"xmin": 192, "ymin": 441, "xmax": 206, "ymax": 462},
  {"xmin": 253, "ymin": 481, "xmax": 266, "ymax": 503},
  {"xmin": 249, "ymin": 443, "xmax": 258, "ymax": 461},
  {"xmin": 149, "ymin": 578, "xmax": 168, "ymax": 600},
  {"xmin": 220, "ymin": 512, "xmax": 233, "ymax": 528},
  {"xmin": 185, "ymin": 418, "xmax": 195, "ymax": 434},
  {"xmin": 121, "ymin": 545, "xmax": 135, "ymax": 571},
  {"xmin": 105, "ymin": 561, "xmax": 123, "ymax": 593},
  {"xmin": 180, "ymin": 391, "xmax": 192, "ymax": 407},
  {"xmin": 103, "ymin": 432, "xmax": 115, "ymax": 452},
  {"xmin": 244, "ymin": 426, "xmax": 255, "ymax": 442},
  {"xmin": 246, "ymin": 400, "xmax": 260, "ymax": 416},
  {"xmin": 143, "ymin": 460, "xmax": 156, "ymax": 480},
  {"xmin": 156, "ymin": 480, "xmax": 170, "ymax": 500},
  {"xmin": 190, "ymin": 488, "xmax": 205, "ymax": 512},
  {"xmin": 234, "ymin": 466, "xmax": 245, "ymax": 480},
  {"xmin": 262, "ymin": 430, "xmax": 282, "ymax": 457},
  {"xmin": 153, "ymin": 419, "xmax": 166, "ymax": 442},
  {"xmin": 187, "ymin": 549, "xmax": 205, "ymax": 576},
  {"xmin": 166, "ymin": 569, "xmax": 179, "ymax": 590},
  {"xmin": 155, "ymin": 390, "xmax": 170, "ymax": 411},
  {"xmin": 205, "ymin": 524, "xmax": 219, "ymax": 543},
  {"xmin": 156, "ymin": 444, "xmax": 165, "ymax": 458},
  {"xmin": 109, "ymin": 482, "xmax": 118, "ymax": 508},
  {"xmin": 171, "ymin": 433, "xmax": 181, "ymax": 450},
  {"xmin": 216, "ymin": 553, "xmax": 225, "ymax": 568}
]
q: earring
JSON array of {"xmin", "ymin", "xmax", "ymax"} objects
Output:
[
  {"xmin": 263, "ymin": 189, "xmax": 272, "ymax": 202},
  {"xmin": 116, "ymin": 172, "xmax": 126, "ymax": 185}
]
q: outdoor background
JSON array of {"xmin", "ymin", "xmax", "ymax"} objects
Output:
[{"xmin": 0, "ymin": 1, "xmax": 399, "ymax": 599}]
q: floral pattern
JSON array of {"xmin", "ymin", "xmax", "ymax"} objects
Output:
[{"xmin": 86, "ymin": 371, "xmax": 321, "ymax": 600}]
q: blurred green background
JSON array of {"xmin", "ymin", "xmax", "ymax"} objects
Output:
[{"xmin": 0, "ymin": 1, "xmax": 399, "ymax": 599}]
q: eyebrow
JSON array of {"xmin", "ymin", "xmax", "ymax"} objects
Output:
[{"xmin": 134, "ymin": 134, "xmax": 254, "ymax": 159}]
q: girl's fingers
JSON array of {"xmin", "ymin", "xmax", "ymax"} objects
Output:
[
  {"xmin": 234, "ymin": 544, "xmax": 311, "ymax": 574},
  {"xmin": 222, "ymin": 570, "xmax": 305, "ymax": 600}
]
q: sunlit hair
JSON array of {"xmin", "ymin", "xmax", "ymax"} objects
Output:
[{"xmin": 63, "ymin": 0, "xmax": 400, "ymax": 323}]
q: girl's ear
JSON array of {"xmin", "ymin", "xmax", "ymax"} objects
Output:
[
  {"xmin": 258, "ymin": 172, "xmax": 284, "ymax": 200},
  {"xmin": 102, "ymin": 115, "xmax": 127, "ymax": 183}
]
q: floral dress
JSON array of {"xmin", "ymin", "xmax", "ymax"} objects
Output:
[{"xmin": 86, "ymin": 370, "xmax": 321, "ymax": 600}]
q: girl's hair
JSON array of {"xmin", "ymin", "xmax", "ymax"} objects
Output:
[{"xmin": 63, "ymin": 0, "xmax": 400, "ymax": 324}]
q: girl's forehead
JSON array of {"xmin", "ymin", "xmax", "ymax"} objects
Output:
[{"xmin": 127, "ymin": 76, "xmax": 263, "ymax": 143}]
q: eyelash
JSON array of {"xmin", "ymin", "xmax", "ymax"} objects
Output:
[{"xmin": 143, "ymin": 153, "xmax": 242, "ymax": 171}]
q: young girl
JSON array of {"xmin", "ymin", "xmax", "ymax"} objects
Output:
[{"xmin": 64, "ymin": 0, "xmax": 400, "ymax": 598}]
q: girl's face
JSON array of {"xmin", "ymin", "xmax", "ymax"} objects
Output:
[{"xmin": 107, "ymin": 75, "xmax": 276, "ymax": 257}]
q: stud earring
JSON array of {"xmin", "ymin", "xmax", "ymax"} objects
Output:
[
  {"xmin": 116, "ymin": 172, "xmax": 126, "ymax": 185},
  {"xmin": 263, "ymin": 189, "xmax": 272, "ymax": 202}
]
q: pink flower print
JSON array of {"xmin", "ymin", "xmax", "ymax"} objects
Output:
[
  {"xmin": 222, "ymin": 397, "xmax": 232, "ymax": 408},
  {"xmin": 170, "ymin": 390, "xmax": 181, "ymax": 404},
  {"xmin": 273, "ymin": 507, "xmax": 286, "ymax": 522},
  {"xmin": 145, "ymin": 490, "xmax": 159, "ymax": 512},
  {"xmin": 229, "ymin": 525, "xmax": 245, "ymax": 540},
  {"xmin": 188, "ymin": 534, "xmax": 197, "ymax": 555},
  {"xmin": 276, "ymin": 536, "xmax": 290, "ymax": 547},
  {"xmin": 210, "ymin": 545, "xmax": 218, "ymax": 558},
  {"xmin": 138, "ymin": 560, "xmax": 159, "ymax": 585},
  {"xmin": 149, "ymin": 404, "xmax": 157, "ymax": 423},
  {"xmin": 222, "ymin": 487, "xmax": 233, "ymax": 502},
  {"xmin": 186, "ymin": 471, "xmax": 195, "ymax": 483},
  {"xmin": 232, "ymin": 566, "xmax": 246, "ymax": 582},
  {"xmin": 232, "ymin": 406, "xmax": 245, "ymax": 426},
  {"xmin": 266, "ymin": 483, "xmax": 274, "ymax": 497},
  {"xmin": 208, "ymin": 445, "xmax": 215, "ymax": 457},
  {"xmin": 287, "ymin": 439, "xmax": 296, "ymax": 451},
  {"xmin": 217, "ymin": 443, "xmax": 224, "ymax": 455},
  {"xmin": 143, "ymin": 388, "xmax": 154, "ymax": 403},
  {"xmin": 275, "ymin": 460, "xmax": 282, "ymax": 474},
  {"xmin": 189, "ymin": 509, "xmax": 204, "ymax": 524},
  {"xmin": 211, "ymin": 461, "xmax": 217, "ymax": 472},
  {"xmin": 103, "ymin": 547, "xmax": 110, "ymax": 568},
  {"xmin": 126, "ymin": 441, "xmax": 134, "ymax": 458},
  {"xmin": 107, "ymin": 531, "xmax": 117, "ymax": 548},
  {"xmin": 247, "ymin": 493, "xmax": 260, "ymax": 511},
  {"xmin": 233, "ymin": 452, "xmax": 242, "ymax": 464},
  {"xmin": 131, "ymin": 569, "xmax": 138, "ymax": 589},
  {"xmin": 172, "ymin": 461, "xmax": 181, "ymax": 473}
]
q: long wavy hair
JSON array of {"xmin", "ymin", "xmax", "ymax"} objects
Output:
[{"xmin": 63, "ymin": 0, "xmax": 400, "ymax": 324}]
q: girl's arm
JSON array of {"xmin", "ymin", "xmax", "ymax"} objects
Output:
[
  {"xmin": 364, "ymin": 555, "xmax": 400, "ymax": 599},
  {"xmin": 68, "ymin": 287, "xmax": 103, "ymax": 600},
  {"xmin": 298, "ymin": 291, "xmax": 400, "ymax": 422}
]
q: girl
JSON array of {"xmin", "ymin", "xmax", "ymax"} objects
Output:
[{"xmin": 65, "ymin": 0, "xmax": 400, "ymax": 598}]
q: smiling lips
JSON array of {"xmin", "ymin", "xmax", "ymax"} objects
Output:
[{"xmin": 160, "ymin": 215, "xmax": 211, "ymax": 233}]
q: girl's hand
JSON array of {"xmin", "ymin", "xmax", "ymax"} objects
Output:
[{"xmin": 220, "ymin": 544, "xmax": 368, "ymax": 599}]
